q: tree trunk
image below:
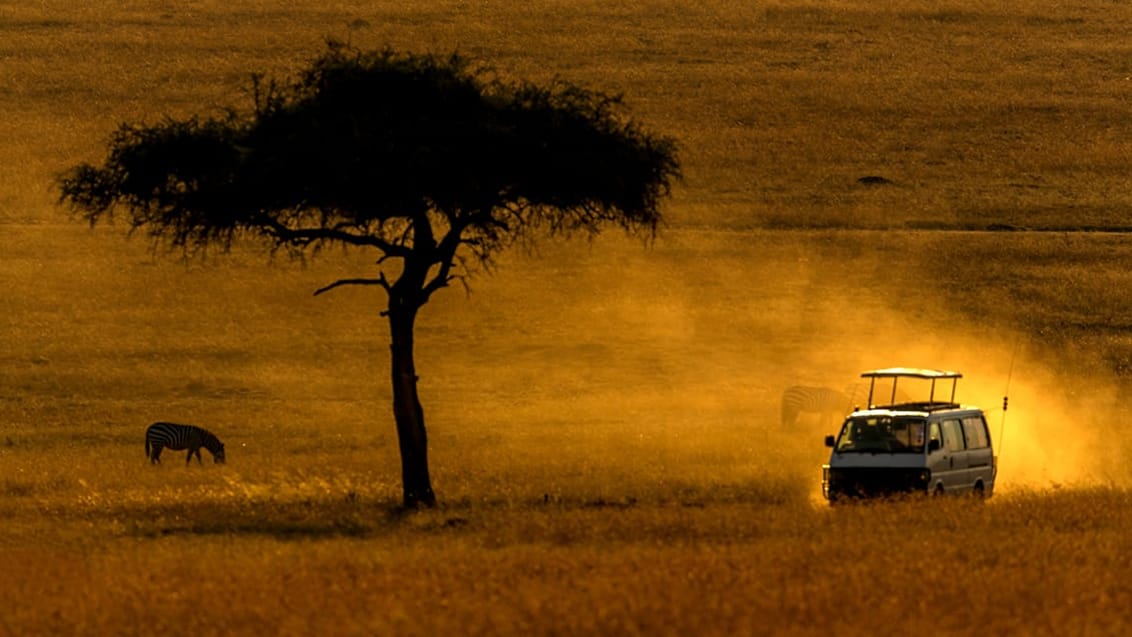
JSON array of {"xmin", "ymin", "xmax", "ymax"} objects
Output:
[{"xmin": 387, "ymin": 302, "xmax": 437, "ymax": 508}]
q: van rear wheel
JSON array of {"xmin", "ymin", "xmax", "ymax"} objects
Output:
[{"xmin": 933, "ymin": 484, "xmax": 945, "ymax": 497}]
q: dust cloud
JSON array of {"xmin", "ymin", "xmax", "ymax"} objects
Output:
[{"xmin": 426, "ymin": 228, "xmax": 1130, "ymax": 496}]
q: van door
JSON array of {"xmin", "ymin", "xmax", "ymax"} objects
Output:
[
  {"xmin": 941, "ymin": 418, "xmax": 968, "ymax": 488},
  {"xmin": 927, "ymin": 421, "xmax": 950, "ymax": 491},
  {"xmin": 940, "ymin": 418, "xmax": 969, "ymax": 489},
  {"xmin": 962, "ymin": 415, "xmax": 995, "ymax": 493}
]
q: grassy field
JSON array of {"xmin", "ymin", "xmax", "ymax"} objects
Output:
[{"xmin": 5, "ymin": 0, "xmax": 1132, "ymax": 634}]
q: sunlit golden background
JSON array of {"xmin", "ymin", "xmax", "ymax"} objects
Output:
[{"xmin": 4, "ymin": 1, "xmax": 1132, "ymax": 634}]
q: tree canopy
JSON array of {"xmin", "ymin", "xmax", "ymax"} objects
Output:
[{"xmin": 63, "ymin": 42, "xmax": 678, "ymax": 277}]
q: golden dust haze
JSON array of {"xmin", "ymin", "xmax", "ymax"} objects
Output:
[{"xmin": 4, "ymin": 1, "xmax": 1132, "ymax": 635}]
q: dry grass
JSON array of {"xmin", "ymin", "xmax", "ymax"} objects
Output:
[
  {"xmin": 4, "ymin": 475, "xmax": 1132, "ymax": 636},
  {"xmin": 5, "ymin": 0, "xmax": 1132, "ymax": 635}
]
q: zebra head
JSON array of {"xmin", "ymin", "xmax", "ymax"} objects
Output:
[{"xmin": 214, "ymin": 444, "xmax": 226, "ymax": 464}]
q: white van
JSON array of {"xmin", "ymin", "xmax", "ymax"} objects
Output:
[{"xmin": 822, "ymin": 368, "xmax": 996, "ymax": 501}]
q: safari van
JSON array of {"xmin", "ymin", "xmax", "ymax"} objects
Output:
[{"xmin": 822, "ymin": 368, "xmax": 996, "ymax": 501}]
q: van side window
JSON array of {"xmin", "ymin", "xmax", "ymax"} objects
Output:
[
  {"xmin": 962, "ymin": 416, "xmax": 990, "ymax": 449},
  {"xmin": 929, "ymin": 422, "xmax": 942, "ymax": 450},
  {"xmin": 941, "ymin": 419, "xmax": 965, "ymax": 452}
]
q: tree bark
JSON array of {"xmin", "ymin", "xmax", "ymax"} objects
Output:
[{"xmin": 387, "ymin": 300, "xmax": 436, "ymax": 508}]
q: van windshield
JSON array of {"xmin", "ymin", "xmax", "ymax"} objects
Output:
[{"xmin": 835, "ymin": 416, "xmax": 927, "ymax": 453}]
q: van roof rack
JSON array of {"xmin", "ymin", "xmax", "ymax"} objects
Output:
[
  {"xmin": 861, "ymin": 368, "xmax": 963, "ymax": 407},
  {"xmin": 887, "ymin": 401, "xmax": 961, "ymax": 412}
]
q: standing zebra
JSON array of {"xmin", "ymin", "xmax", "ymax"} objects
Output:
[
  {"xmin": 145, "ymin": 422, "xmax": 226, "ymax": 465},
  {"xmin": 780, "ymin": 386, "xmax": 854, "ymax": 428}
]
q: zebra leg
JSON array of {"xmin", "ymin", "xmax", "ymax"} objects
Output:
[
  {"xmin": 186, "ymin": 447, "xmax": 203, "ymax": 465},
  {"xmin": 149, "ymin": 445, "xmax": 163, "ymax": 464}
]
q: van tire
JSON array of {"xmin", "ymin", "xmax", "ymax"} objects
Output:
[
  {"xmin": 933, "ymin": 484, "xmax": 945, "ymax": 497},
  {"xmin": 971, "ymin": 481, "xmax": 986, "ymax": 499}
]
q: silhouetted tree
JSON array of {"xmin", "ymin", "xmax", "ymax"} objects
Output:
[{"xmin": 59, "ymin": 41, "xmax": 680, "ymax": 508}]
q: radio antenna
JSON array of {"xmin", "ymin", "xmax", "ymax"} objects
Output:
[{"xmin": 999, "ymin": 336, "xmax": 1022, "ymax": 451}]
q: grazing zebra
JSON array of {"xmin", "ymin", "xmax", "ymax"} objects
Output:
[
  {"xmin": 145, "ymin": 422, "xmax": 226, "ymax": 465},
  {"xmin": 780, "ymin": 386, "xmax": 855, "ymax": 428}
]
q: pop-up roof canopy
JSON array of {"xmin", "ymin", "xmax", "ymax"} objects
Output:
[{"xmin": 860, "ymin": 368, "xmax": 963, "ymax": 407}]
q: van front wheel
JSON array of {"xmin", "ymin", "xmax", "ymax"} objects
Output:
[{"xmin": 932, "ymin": 484, "xmax": 945, "ymax": 497}]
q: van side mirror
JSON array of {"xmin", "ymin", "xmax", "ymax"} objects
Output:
[
  {"xmin": 825, "ymin": 435, "xmax": 836, "ymax": 448},
  {"xmin": 928, "ymin": 439, "xmax": 941, "ymax": 452}
]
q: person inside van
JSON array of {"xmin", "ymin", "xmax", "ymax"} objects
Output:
[{"xmin": 887, "ymin": 420, "xmax": 923, "ymax": 451}]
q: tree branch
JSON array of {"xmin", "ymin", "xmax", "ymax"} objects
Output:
[
  {"xmin": 420, "ymin": 216, "xmax": 470, "ymax": 300},
  {"xmin": 259, "ymin": 215, "xmax": 412, "ymax": 258},
  {"xmin": 313, "ymin": 276, "xmax": 390, "ymax": 296}
]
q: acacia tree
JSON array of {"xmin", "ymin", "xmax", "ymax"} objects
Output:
[{"xmin": 60, "ymin": 42, "xmax": 680, "ymax": 508}]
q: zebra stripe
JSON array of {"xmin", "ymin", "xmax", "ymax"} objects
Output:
[
  {"xmin": 145, "ymin": 422, "xmax": 226, "ymax": 465},
  {"xmin": 780, "ymin": 386, "xmax": 853, "ymax": 427}
]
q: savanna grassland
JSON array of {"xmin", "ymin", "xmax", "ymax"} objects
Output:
[{"xmin": 4, "ymin": 1, "xmax": 1132, "ymax": 635}]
